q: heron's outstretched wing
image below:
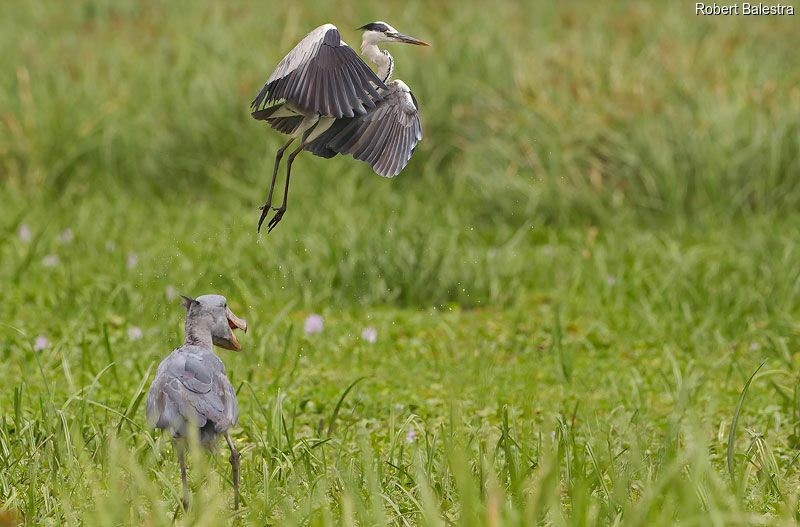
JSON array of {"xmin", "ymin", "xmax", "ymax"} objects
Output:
[
  {"xmin": 306, "ymin": 80, "xmax": 423, "ymax": 177},
  {"xmin": 251, "ymin": 24, "xmax": 386, "ymax": 119},
  {"xmin": 146, "ymin": 348, "xmax": 238, "ymax": 439}
]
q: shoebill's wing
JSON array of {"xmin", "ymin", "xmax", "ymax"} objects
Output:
[
  {"xmin": 145, "ymin": 349, "xmax": 238, "ymax": 436},
  {"xmin": 305, "ymin": 80, "xmax": 423, "ymax": 177},
  {"xmin": 251, "ymin": 24, "xmax": 387, "ymax": 120}
]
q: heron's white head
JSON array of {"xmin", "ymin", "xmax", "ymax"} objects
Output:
[
  {"xmin": 182, "ymin": 294, "xmax": 248, "ymax": 351},
  {"xmin": 357, "ymin": 21, "xmax": 430, "ymax": 46}
]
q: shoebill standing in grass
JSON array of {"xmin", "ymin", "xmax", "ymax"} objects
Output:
[
  {"xmin": 250, "ymin": 21, "xmax": 430, "ymax": 232},
  {"xmin": 146, "ymin": 294, "xmax": 247, "ymax": 510}
]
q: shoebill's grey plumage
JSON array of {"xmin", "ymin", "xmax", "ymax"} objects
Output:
[
  {"xmin": 145, "ymin": 294, "xmax": 248, "ymax": 510},
  {"xmin": 251, "ymin": 21, "xmax": 430, "ymax": 232}
]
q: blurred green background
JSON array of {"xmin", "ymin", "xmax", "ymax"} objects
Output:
[{"xmin": 2, "ymin": 0, "xmax": 800, "ymax": 525}]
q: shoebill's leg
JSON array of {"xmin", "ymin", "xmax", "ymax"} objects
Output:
[
  {"xmin": 266, "ymin": 127, "xmax": 314, "ymax": 233},
  {"xmin": 178, "ymin": 448, "xmax": 189, "ymax": 510},
  {"xmin": 225, "ymin": 432, "xmax": 240, "ymax": 510},
  {"xmin": 258, "ymin": 137, "xmax": 296, "ymax": 232}
]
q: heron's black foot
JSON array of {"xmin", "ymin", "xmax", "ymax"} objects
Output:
[
  {"xmin": 266, "ymin": 207, "xmax": 286, "ymax": 233},
  {"xmin": 257, "ymin": 202, "xmax": 272, "ymax": 232}
]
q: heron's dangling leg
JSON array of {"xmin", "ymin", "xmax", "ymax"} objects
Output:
[
  {"xmin": 258, "ymin": 137, "xmax": 296, "ymax": 232},
  {"xmin": 178, "ymin": 448, "xmax": 189, "ymax": 510},
  {"xmin": 225, "ymin": 432, "xmax": 240, "ymax": 510},
  {"xmin": 266, "ymin": 128, "xmax": 313, "ymax": 233}
]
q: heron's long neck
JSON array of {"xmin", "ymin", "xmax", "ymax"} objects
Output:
[
  {"xmin": 361, "ymin": 41, "xmax": 394, "ymax": 84},
  {"xmin": 184, "ymin": 317, "xmax": 212, "ymax": 349}
]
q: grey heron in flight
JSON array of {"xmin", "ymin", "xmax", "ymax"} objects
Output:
[
  {"xmin": 145, "ymin": 295, "xmax": 248, "ymax": 510},
  {"xmin": 251, "ymin": 21, "xmax": 430, "ymax": 232}
]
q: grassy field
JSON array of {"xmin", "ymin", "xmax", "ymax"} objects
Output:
[{"xmin": 2, "ymin": 0, "xmax": 800, "ymax": 525}]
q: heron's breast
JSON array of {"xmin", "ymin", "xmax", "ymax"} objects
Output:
[{"xmin": 306, "ymin": 116, "xmax": 336, "ymax": 143}]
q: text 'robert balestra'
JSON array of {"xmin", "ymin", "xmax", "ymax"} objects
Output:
[{"xmin": 696, "ymin": 3, "xmax": 795, "ymax": 15}]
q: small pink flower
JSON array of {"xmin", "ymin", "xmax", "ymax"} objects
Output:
[
  {"xmin": 126, "ymin": 253, "xmax": 139, "ymax": 269},
  {"xmin": 607, "ymin": 276, "xmax": 617, "ymax": 286},
  {"xmin": 406, "ymin": 427, "xmax": 417, "ymax": 443},
  {"xmin": 127, "ymin": 326, "xmax": 143, "ymax": 341},
  {"xmin": 303, "ymin": 314, "xmax": 323, "ymax": 334},
  {"xmin": 34, "ymin": 335, "xmax": 49, "ymax": 351},
  {"xmin": 165, "ymin": 285, "xmax": 178, "ymax": 300},
  {"xmin": 105, "ymin": 241, "xmax": 115, "ymax": 252},
  {"xmin": 42, "ymin": 254, "xmax": 60, "ymax": 267},
  {"xmin": 59, "ymin": 228, "xmax": 74, "ymax": 243},
  {"xmin": 361, "ymin": 327, "xmax": 377, "ymax": 343},
  {"xmin": 18, "ymin": 224, "xmax": 32, "ymax": 242}
]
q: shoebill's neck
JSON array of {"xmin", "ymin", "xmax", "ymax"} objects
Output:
[
  {"xmin": 361, "ymin": 41, "xmax": 394, "ymax": 84},
  {"xmin": 184, "ymin": 315, "xmax": 213, "ymax": 350}
]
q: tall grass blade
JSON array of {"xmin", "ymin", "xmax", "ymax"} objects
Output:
[{"xmin": 727, "ymin": 360, "xmax": 765, "ymax": 487}]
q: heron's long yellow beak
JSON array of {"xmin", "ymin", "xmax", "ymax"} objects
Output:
[{"xmin": 393, "ymin": 33, "xmax": 430, "ymax": 46}]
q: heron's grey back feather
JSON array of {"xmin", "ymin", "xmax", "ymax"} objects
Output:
[
  {"xmin": 146, "ymin": 345, "xmax": 238, "ymax": 447},
  {"xmin": 251, "ymin": 24, "xmax": 387, "ymax": 120},
  {"xmin": 305, "ymin": 80, "xmax": 423, "ymax": 177}
]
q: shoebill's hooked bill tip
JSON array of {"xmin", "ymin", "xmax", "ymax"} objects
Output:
[{"xmin": 223, "ymin": 307, "xmax": 247, "ymax": 351}]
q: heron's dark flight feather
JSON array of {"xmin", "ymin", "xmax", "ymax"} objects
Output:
[
  {"xmin": 269, "ymin": 116, "xmax": 304, "ymax": 135},
  {"xmin": 305, "ymin": 80, "xmax": 422, "ymax": 177},
  {"xmin": 251, "ymin": 25, "xmax": 386, "ymax": 120}
]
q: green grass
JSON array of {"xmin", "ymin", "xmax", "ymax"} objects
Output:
[{"xmin": 2, "ymin": 0, "xmax": 800, "ymax": 525}]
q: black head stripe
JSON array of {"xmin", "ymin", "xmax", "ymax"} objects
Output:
[{"xmin": 357, "ymin": 22, "xmax": 391, "ymax": 32}]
